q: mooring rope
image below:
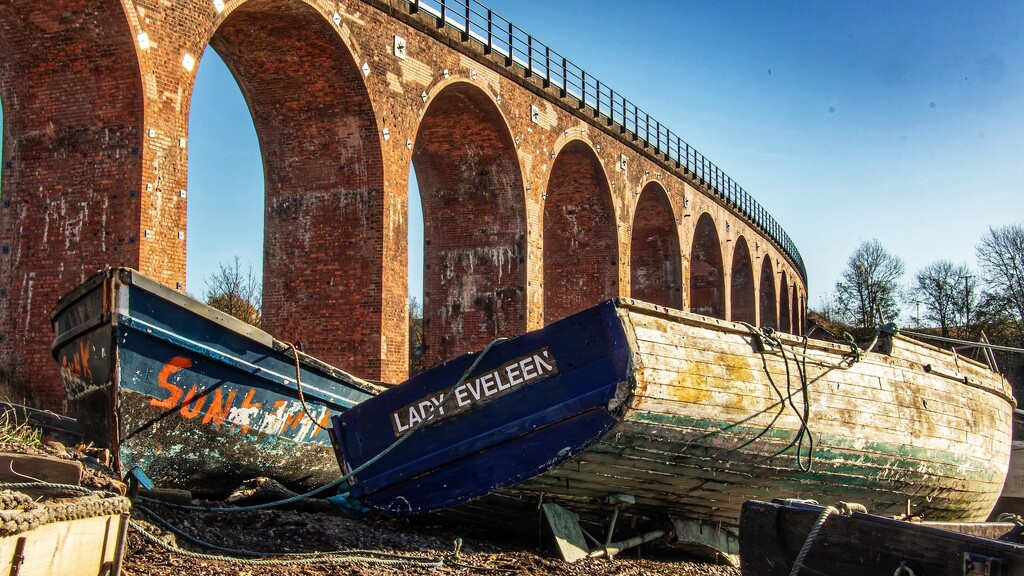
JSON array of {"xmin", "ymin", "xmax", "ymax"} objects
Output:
[
  {"xmin": 281, "ymin": 341, "xmax": 329, "ymax": 432},
  {"xmin": 785, "ymin": 335, "xmax": 814, "ymax": 472},
  {"xmin": 0, "ymin": 480, "xmax": 445, "ymax": 569},
  {"xmin": 788, "ymin": 505, "xmax": 837, "ymax": 576},
  {"xmin": 0, "ymin": 482, "xmax": 133, "ymax": 535},
  {"xmin": 139, "ymin": 336, "xmax": 508, "ymax": 515},
  {"xmin": 129, "ymin": 518, "xmax": 444, "ymax": 568},
  {"xmin": 738, "ymin": 324, "xmax": 816, "ymax": 471},
  {"xmin": 0, "ymin": 486, "xmax": 132, "ymax": 536}
]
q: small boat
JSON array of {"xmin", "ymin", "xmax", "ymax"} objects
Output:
[
  {"xmin": 332, "ymin": 301, "xmax": 630, "ymax": 514},
  {"xmin": 332, "ymin": 298, "xmax": 1013, "ymax": 557},
  {"xmin": 739, "ymin": 499, "xmax": 1024, "ymax": 575},
  {"xmin": 51, "ymin": 267, "xmax": 381, "ymax": 495}
]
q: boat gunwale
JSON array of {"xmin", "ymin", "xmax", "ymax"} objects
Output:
[
  {"xmin": 51, "ymin": 267, "xmax": 384, "ymax": 396},
  {"xmin": 613, "ymin": 297, "xmax": 1013, "ymax": 405}
]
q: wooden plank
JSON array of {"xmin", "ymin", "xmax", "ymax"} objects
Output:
[
  {"xmin": 0, "ymin": 453, "xmax": 83, "ymax": 485},
  {"xmin": 0, "ymin": 514, "xmax": 125, "ymax": 576},
  {"xmin": 634, "ymin": 361, "xmax": 1005, "ymax": 446},
  {"xmin": 630, "ymin": 392, "xmax": 976, "ymax": 447},
  {"xmin": 630, "ymin": 324, "xmax": 1011, "ymax": 439},
  {"xmin": 523, "ymin": 417, "xmax": 1005, "ymax": 523}
]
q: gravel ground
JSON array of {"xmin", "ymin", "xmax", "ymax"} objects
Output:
[
  {"xmin": 124, "ymin": 503, "xmax": 739, "ymax": 576},
  {"xmin": 2, "ymin": 441, "xmax": 738, "ymax": 576}
]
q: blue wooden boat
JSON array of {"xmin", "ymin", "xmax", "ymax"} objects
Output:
[
  {"xmin": 332, "ymin": 298, "xmax": 1012, "ymax": 559},
  {"xmin": 330, "ymin": 301, "xmax": 633, "ymax": 514},
  {"xmin": 51, "ymin": 267, "xmax": 380, "ymax": 495}
]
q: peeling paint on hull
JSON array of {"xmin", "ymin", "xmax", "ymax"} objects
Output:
[
  {"xmin": 466, "ymin": 300, "xmax": 1014, "ymax": 531},
  {"xmin": 51, "ymin": 267, "xmax": 379, "ymax": 496}
]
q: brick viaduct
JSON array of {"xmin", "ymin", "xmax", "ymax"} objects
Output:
[{"xmin": 0, "ymin": 0, "xmax": 807, "ymax": 411}]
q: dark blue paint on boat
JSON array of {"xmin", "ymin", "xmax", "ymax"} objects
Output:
[
  {"xmin": 51, "ymin": 267, "xmax": 379, "ymax": 495},
  {"xmin": 331, "ymin": 301, "xmax": 633, "ymax": 514}
]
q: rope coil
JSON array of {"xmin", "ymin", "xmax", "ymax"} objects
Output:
[{"xmin": 0, "ymin": 483, "xmax": 132, "ymax": 537}]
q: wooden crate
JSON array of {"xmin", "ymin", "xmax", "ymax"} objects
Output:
[{"xmin": 0, "ymin": 513, "xmax": 128, "ymax": 576}]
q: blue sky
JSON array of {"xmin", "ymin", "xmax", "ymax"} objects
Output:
[{"xmin": 6, "ymin": 1, "xmax": 1022, "ymax": 315}]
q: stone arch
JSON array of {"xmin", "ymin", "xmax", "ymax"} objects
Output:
[
  {"xmin": 630, "ymin": 182, "xmax": 682, "ymax": 308},
  {"xmin": 779, "ymin": 271, "xmax": 791, "ymax": 333},
  {"xmin": 689, "ymin": 213, "xmax": 725, "ymax": 319},
  {"xmin": 208, "ymin": 0, "xmax": 386, "ymax": 377},
  {"xmin": 543, "ymin": 139, "xmax": 617, "ymax": 324},
  {"xmin": 759, "ymin": 255, "xmax": 778, "ymax": 330},
  {"xmin": 186, "ymin": 52, "xmax": 263, "ymax": 308},
  {"xmin": 0, "ymin": 1, "xmax": 145, "ymax": 409},
  {"xmin": 730, "ymin": 237, "xmax": 755, "ymax": 324},
  {"xmin": 412, "ymin": 82, "xmax": 526, "ymax": 367}
]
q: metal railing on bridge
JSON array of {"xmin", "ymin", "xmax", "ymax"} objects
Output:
[{"xmin": 405, "ymin": 0, "xmax": 806, "ymax": 282}]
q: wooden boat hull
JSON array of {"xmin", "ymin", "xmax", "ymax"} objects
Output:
[
  {"xmin": 482, "ymin": 300, "xmax": 1014, "ymax": 533},
  {"xmin": 335, "ymin": 297, "xmax": 1013, "ymax": 548},
  {"xmin": 51, "ymin": 267, "xmax": 379, "ymax": 495},
  {"xmin": 739, "ymin": 499, "xmax": 1024, "ymax": 575},
  {"xmin": 332, "ymin": 302, "xmax": 633, "ymax": 514}
]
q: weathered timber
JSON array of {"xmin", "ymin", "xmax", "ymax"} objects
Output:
[
  {"xmin": 739, "ymin": 500, "xmax": 1024, "ymax": 576},
  {"xmin": 333, "ymin": 298, "xmax": 1012, "ymax": 558},
  {"xmin": 0, "ymin": 514, "xmax": 128, "ymax": 576},
  {"xmin": 51, "ymin": 268, "xmax": 381, "ymax": 495},
  {"xmin": 0, "ymin": 402, "xmax": 84, "ymax": 445},
  {"xmin": 0, "ymin": 453, "xmax": 83, "ymax": 486}
]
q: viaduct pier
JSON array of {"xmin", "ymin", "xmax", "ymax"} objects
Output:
[{"xmin": 0, "ymin": 0, "xmax": 806, "ymax": 409}]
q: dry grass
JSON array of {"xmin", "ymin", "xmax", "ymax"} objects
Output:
[
  {"xmin": 0, "ymin": 409, "xmax": 42, "ymax": 447},
  {"xmin": 0, "ymin": 370, "xmax": 42, "ymax": 446}
]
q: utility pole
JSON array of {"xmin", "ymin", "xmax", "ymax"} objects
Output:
[{"xmin": 961, "ymin": 275, "xmax": 973, "ymax": 338}]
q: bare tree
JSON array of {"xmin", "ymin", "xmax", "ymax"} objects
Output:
[
  {"xmin": 409, "ymin": 296, "xmax": 425, "ymax": 376},
  {"xmin": 976, "ymin": 224, "xmax": 1024, "ymax": 397},
  {"xmin": 977, "ymin": 224, "xmax": 1024, "ymax": 335},
  {"xmin": 834, "ymin": 239, "xmax": 905, "ymax": 331},
  {"xmin": 204, "ymin": 257, "xmax": 262, "ymax": 327},
  {"xmin": 906, "ymin": 260, "xmax": 975, "ymax": 338},
  {"xmin": 806, "ymin": 290, "xmax": 850, "ymax": 340}
]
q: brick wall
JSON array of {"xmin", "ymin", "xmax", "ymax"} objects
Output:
[
  {"xmin": 543, "ymin": 140, "xmax": 617, "ymax": 324},
  {"xmin": 210, "ymin": 2, "xmax": 389, "ymax": 379},
  {"xmin": 780, "ymin": 271, "xmax": 792, "ymax": 333},
  {"xmin": 0, "ymin": 0, "xmax": 807, "ymax": 409},
  {"xmin": 630, "ymin": 182, "xmax": 682, "ymax": 309},
  {"xmin": 688, "ymin": 213, "xmax": 725, "ymax": 318},
  {"xmin": 413, "ymin": 82, "xmax": 526, "ymax": 367},
  {"xmin": 730, "ymin": 237, "xmax": 756, "ymax": 325},
  {"xmin": 759, "ymin": 255, "xmax": 779, "ymax": 330},
  {"xmin": 0, "ymin": 1, "xmax": 145, "ymax": 410}
]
